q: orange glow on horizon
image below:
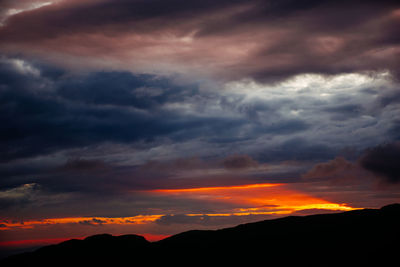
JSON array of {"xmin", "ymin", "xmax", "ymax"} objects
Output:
[
  {"xmin": 1, "ymin": 183, "xmax": 357, "ymax": 232},
  {"xmin": 0, "ymin": 214, "xmax": 163, "ymax": 230},
  {"xmin": 153, "ymin": 183, "xmax": 282, "ymax": 193},
  {"xmin": 149, "ymin": 182, "xmax": 356, "ymax": 214},
  {"xmin": 141, "ymin": 233, "xmax": 170, "ymax": 242}
]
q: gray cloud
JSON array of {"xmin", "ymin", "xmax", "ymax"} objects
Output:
[
  {"xmin": 302, "ymin": 142, "xmax": 400, "ymax": 185},
  {"xmin": 222, "ymin": 154, "xmax": 259, "ymax": 170},
  {"xmin": 360, "ymin": 142, "xmax": 400, "ymax": 183},
  {"xmin": 322, "ymin": 104, "xmax": 363, "ymax": 121},
  {"xmin": 302, "ymin": 157, "xmax": 355, "ymax": 180},
  {"xmin": 0, "ymin": 183, "xmax": 39, "ymax": 208},
  {"xmin": 0, "ymin": 58, "xmax": 317, "ymax": 166}
]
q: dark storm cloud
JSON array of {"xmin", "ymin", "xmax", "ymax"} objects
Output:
[
  {"xmin": 59, "ymin": 159, "xmax": 110, "ymax": 172},
  {"xmin": 296, "ymin": 142, "xmax": 400, "ymax": 208},
  {"xmin": 0, "ymin": 158, "xmax": 123, "ymax": 196},
  {"xmin": 0, "ymin": 0, "xmax": 399, "ymax": 82},
  {"xmin": 58, "ymin": 72, "xmax": 199, "ymax": 110},
  {"xmin": 388, "ymin": 121, "xmax": 400, "ymax": 140},
  {"xmin": 222, "ymin": 154, "xmax": 259, "ymax": 170},
  {"xmin": 0, "ymin": 57, "xmax": 328, "ymax": 167},
  {"xmin": 140, "ymin": 157, "xmax": 206, "ymax": 172},
  {"xmin": 0, "ymin": 58, "xmax": 314, "ymax": 196},
  {"xmin": 0, "ymin": 183, "xmax": 40, "ymax": 209},
  {"xmin": 0, "ymin": 59, "xmax": 248, "ymax": 162},
  {"xmin": 261, "ymin": 119, "xmax": 310, "ymax": 134},
  {"xmin": 231, "ymin": 0, "xmax": 400, "ymax": 82},
  {"xmin": 300, "ymin": 142, "xmax": 400, "ymax": 187},
  {"xmin": 302, "ymin": 157, "xmax": 355, "ymax": 180},
  {"xmin": 322, "ymin": 104, "xmax": 363, "ymax": 120},
  {"xmin": 379, "ymin": 88, "xmax": 400, "ymax": 107},
  {"xmin": 2, "ymin": 0, "xmax": 397, "ymax": 40},
  {"xmin": 0, "ymin": 55, "xmax": 399, "ymax": 215},
  {"xmin": 0, "ymin": 0, "xmax": 245, "ymax": 41},
  {"xmin": 360, "ymin": 142, "xmax": 400, "ymax": 183},
  {"xmin": 257, "ymin": 138, "xmax": 337, "ymax": 162},
  {"xmin": 0, "ymin": 60, "xmax": 292, "ymax": 200}
]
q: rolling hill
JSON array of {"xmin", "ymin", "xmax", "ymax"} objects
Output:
[{"xmin": 3, "ymin": 204, "xmax": 399, "ymax": 266}]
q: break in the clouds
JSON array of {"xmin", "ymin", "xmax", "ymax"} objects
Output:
[{"xmin": 0, "ymin": 0, "xmax": 399, "ymax": 252}]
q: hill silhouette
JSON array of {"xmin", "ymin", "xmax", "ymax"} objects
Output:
[{"xmin": 2, "ymin": 204, "xmax": 400, "ymax": 266}]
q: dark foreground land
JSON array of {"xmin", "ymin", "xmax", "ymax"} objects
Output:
[{"xmin": 3, "ymin": 204, "xmax": 399, "ymax": 266}]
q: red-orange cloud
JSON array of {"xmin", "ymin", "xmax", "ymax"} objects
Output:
[
  {"xmin": 150, "ymin": 182, "xmax": 355, "ymax": 215},
  {"xmin": 0, "ymin": 215, "xmax": 163, "ymax": 230}
]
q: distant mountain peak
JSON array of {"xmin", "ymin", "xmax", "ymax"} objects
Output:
[{"xmin": 381, "ymin": 203, "xmax": 400, "ymax": 212}]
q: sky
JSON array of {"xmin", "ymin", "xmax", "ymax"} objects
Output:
[{"xmin": 0, "ymin": 0, "xmax": 400, "ymax": 254}]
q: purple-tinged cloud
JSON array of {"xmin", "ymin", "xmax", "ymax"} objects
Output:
[{"xmin": 0, "ymin": 0, "xmax": 399, "ymax": 81}]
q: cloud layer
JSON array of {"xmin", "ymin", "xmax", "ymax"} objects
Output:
[
  {"xmin": 1, "ymin": 57, "xmax": 399, "ymax": 216},
  {"xmin": 0, "ymin": 0, "xmax": 399, "ymax": 81},
  {"xmin": 360, "ymin": 142, "xmax": 400, "ymax": 183}
]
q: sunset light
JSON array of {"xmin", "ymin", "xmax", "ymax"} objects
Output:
[
  {"xmin": 150, "ymin": 183, "xmax": 355, "ymax": 215},
  {"xmin": 1, "ymin": 0, "xmax": 399, "ymax": 261}
]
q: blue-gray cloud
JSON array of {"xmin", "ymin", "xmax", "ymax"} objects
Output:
[
  {"xmin": 0, "ymin": 56, "xmax": 399, "ymax": 219},
  {"xmin": 0, "ymin": 58, "xmax": 315, "ymax": 164},
  {"xmin": 0, "ymin": 60, "xmax": 244, "ymax": 162}
]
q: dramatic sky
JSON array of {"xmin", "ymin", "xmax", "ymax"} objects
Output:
[{"xmin": 1, "ymin": 0, "xmax": 400, "ymax": 253}]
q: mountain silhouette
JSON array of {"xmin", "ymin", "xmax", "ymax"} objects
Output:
[{"xmin": 3, "ymin": 204, "xmax": 400, "ymax": 266}]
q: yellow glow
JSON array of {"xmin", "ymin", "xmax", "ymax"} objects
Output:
[
  {"xmin": 186, "ymin": 210, "xmax": 291, "ymax": 217},
  {"xmin": 185, "ymin": 203, "xmax": 354, "ymax": 218}
]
